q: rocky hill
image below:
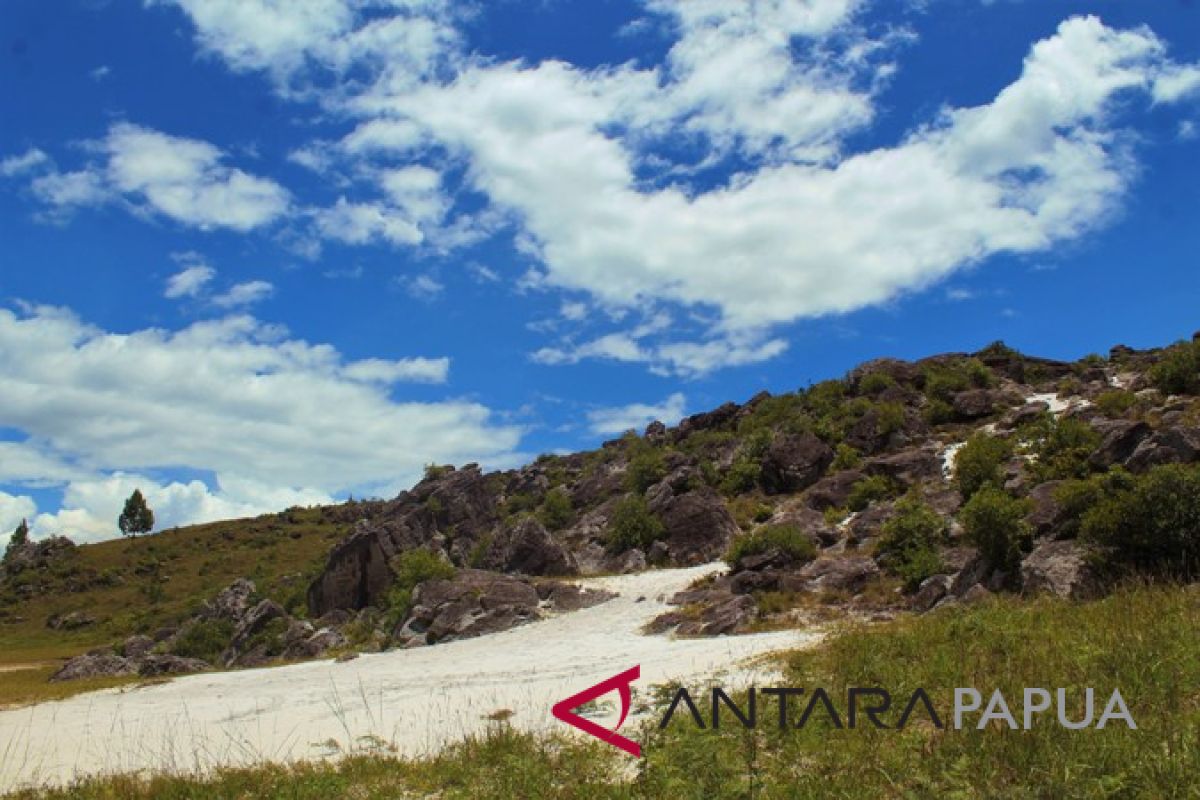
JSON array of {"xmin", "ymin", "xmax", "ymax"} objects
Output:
[
  {"xmin": 6, "ymin": 333, "xmax": 1199, "ymax": 687},
  {"xmin": 305, "ymin": 332, "xmax": 1200, "ymax": 639}
]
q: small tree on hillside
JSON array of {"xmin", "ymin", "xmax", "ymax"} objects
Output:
[
  {"xmin": 119, "ymin": 489, "xmax": 155, "ymax": 538},
  {"xmin": 4, "ymin": 518, "xmax": 29, "ymax": 560}
]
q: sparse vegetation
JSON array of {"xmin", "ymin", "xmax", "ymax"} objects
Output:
[
  {"xmin": 384, "ymin": 548, "xmax": 456, "ymax": 628},
  {"xmin": 954, "ymin": 432, "xmax": 1012, "ymax": 500},
  {"xmin": 959, "ymin": 485, "xmax": 1032, "ymax": 575},
  {"xmin": 605, "ymin": 495, "xmax": 666, "ymax": 553},
  {"xmin": 875, "ymin": 496, "xmax": 947, "ymax": 591},
  {"xmin": 1149, "ymin": 339, "xmax": 1200, "ymax": 395},
  {"xmin": 725, "ymin": 524, "xmax": 816, "ymax": 568},
  {"xmin": 537, "ymin": 487, "xmax": 573, "ymax": 531},
  {"xmin": 846, "ymin": 474, "xmax": 895, "ymax": 512},
  {"xmin": 1081, "ymin": 463, "xmax": 1200, "ymax": 580}
]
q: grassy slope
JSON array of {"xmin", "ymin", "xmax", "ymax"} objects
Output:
[
  {"xmin": 0, "ymin": 507, "xmax": 352, "ymax": 705},
  {"xmin": 9, "ymin": 584, "xmax": 1197, "ymax": 799}
]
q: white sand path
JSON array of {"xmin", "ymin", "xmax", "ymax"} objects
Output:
[{"xmin": 0, "ymin": 563, "xmax": 819, "ymax": 791}]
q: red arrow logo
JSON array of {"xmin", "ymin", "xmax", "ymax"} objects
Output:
[{"xmin": 551, "ymin": 665, "xmax": 642, "ymax": 757}]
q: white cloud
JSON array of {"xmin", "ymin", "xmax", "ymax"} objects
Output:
[
  {"xmin": 103, "ymin": 123, "xmax": 290, "ymax": 230},
  {"xmin": 0, "ymin": 441, "xmax": 91, "ymax": 486},
  {"xmin": 1152, "ymin": 64, "xmax": 1200, "ymax": 104},
  {"xmin": 0, "ymin": 492, "xmax": 37, "ymax": 545},
  {"xmin": 404, "ymin": 273, "xmax": 444, "ymax": 300},
  {"xmin": 560, "ymin": 301, "xmax": 588, "ymax": 321},
  {"xmin": 945, "ymin": 287, "xmax": 975, "ymax": 302},
  {"xmin": 375, "ymin": 16, "xmax": 1197, "ymax": 338},
  {"xmin": 0, "ymin": 148, "xmax": 49, "ymax": 177},
  {"xmin": 312, "ymin": 198, "xmax": 423, "ymax": 246},
  {"xmin": 212, "ymin": 280, "xmax": 275, "ymax": 308},
  {"xmin": 26, "ymin": 123, "xmax": 290, "ymax": 231},
  {"xmin": 342, "ymin": 356, "xmax": 449, "ymax": 384},
  {"xmin": 30, "ymin": 170, "xmax": 109, "ymax": 208},
  {"xmin": 26, "ymin": 473, "xmax": 334, "ymax": 544},
  {"xmin": 0, "ymin": 304, "xmax": 523, "ymax": 542},
  {"xmin": 47, "ymin": 7, "xmax": 1200, "ymax": 377},
  {"xmin": 587, "ymin": 392, "xmax": 686, "ymax": 436},
  {"xmin": 90, "ymin": 65, "xmax": 112, "ymax": 81},
  {"xmin": 165, "ymin": 264, "xmax": 217, "ymax": 299}
]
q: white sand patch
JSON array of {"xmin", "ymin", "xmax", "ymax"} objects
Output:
[
  {"xmin": 0, "ymin": 564, "xmax": 818, "ymax": 791},
  {"xmin": 1025, "ymin": 392, "xmax": 1091, "ymax": 416},
  {"xmin": 940, "ymin": 441, "xmax": 965, "ymax": 479}
]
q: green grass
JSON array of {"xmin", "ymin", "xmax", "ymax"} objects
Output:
[{"xmin": 8, "ymin": 584, "xmax": 1196, "ymax": 798}]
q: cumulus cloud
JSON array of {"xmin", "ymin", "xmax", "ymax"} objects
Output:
[
  {"xmin": 24, "ymin": 123, "xmax": 290, "ymax": 231},
  {"xmin": 0, "ymin": 148, "xmax": 49, "ymax": 177},
  {"xmin": 404, "ymin": 273, "xmax": 444, "ymax": 300},
  {"xmin": 165, "ymin": 263, "xmax": 217, "ymax": 299},
  {"xmin": 19, "ymin": 5, "xmax": 1200, "ymax": 377},
  {"xmin": 587, "ymin": 392, "xmax": 687, "ymax": 436},
  {"xmin": 0, "ymin": 304, "xmax": 522, "ymax": 541},
  {"xmin": 23, "ymin": 473, "xmax": 333, "ymax": 544},
  {"xmin": 376, "ymin": 16, "xmax": 1198, "ymax": 338},
  {"xmin": 0, "ymin": 492, "xmax": 37, "ymax": 545},
  {"xmin": 212, "ymin": 280, "xmax": 275, "ymax": 308}
]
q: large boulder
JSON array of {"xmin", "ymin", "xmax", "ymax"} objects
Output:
[
  {"xmin": 787, "ymin": 555, "xmax": 880, "ymax": 594},
  {"xmin": 138, "ymin": 655, "xmax": 210, "ymax": 677},
  {"xmin": 1088, "ymin": 420, "xmax": 1152, "ymax": 469},
  {"xmin": 760, "ymin": 433, "xmax": 833, "ymax": 494},
  {"xmin": 952, "ymin": 389, "xmax": 1001, "ymax": 420},
  {"xmin": 50, "ymin": 651, "xmax": 137, "ymax": 682},
  {"xmin": 1020, "ymin": 540, "xmax": 1098, "ymax": 600},
  {"xmin": 675, "ymin": 595, "xmax": 756, "ymax": 637},
  {"xmin": 396, "ymin": 569, "xmax": 542, "ymax": 647},
  {"xmin": 805, "ymin": 469, "xmax": 864, "ymax": 511},
  {"xmin": 222, "ymin": 599, "xmax": 288, "ymax": 667},
  {"xmin": 647, "ymin": 489, "xmax": 739, "ymax": 565},
  {"xmin": 496, "ymin": 517, "xmax": 576, "ymax": 576},
  {"xmin": 862, "ymin": 446, "xmax": 943, "ymax": 487},
  {"xmin": 205, "ymin": 578, "xmax": 257, "ymax": 622},
  {"xmin": 308, "ymin": 464, "xmax": 501, "ymax": 616},
  {"xmin": 1026, "ymin": 481, "xmax": 1068, "ymax": 538},
  {"xmin": 1124, "ymin": 427, "xmax": 1200, "ymax": 472},
  {"xmin": 1, "ymin": 536, "xmax": 75, "ymax": 576}
]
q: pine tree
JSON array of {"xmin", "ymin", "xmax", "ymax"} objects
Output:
[
  {"xmin": 4, "ymin": 518, "xmax": 29, "ymax": 561},
  {"xmin": 118, "ymin": 489, "xmax": 155, "ymax": 538}
]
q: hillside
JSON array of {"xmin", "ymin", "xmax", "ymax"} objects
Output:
[{"xmin": 2, "ymin": 332, "xmax": 1199, "ymax": 702}]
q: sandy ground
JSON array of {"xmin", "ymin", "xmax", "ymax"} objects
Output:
[{"xmin": 0, "ymin": 563, "xmax": 819, "ymax": 791}]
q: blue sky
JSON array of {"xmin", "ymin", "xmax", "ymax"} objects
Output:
[{"xmin": 1, "ymin": 0, "xmax": 1198, "ymax": 542}]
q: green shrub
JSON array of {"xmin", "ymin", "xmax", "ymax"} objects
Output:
[
  {"xmin": 1021, "ymin": 415, "xmax": 1100, "ymax": 482},
  {"xmin": 954, "ymin": 433, "xmax": 1012, "ymax": 500},
  {"xmin": 1053, "ymin": 469, "xmax": 1136, "ymax": 540},
  {"xmin": 537, "ymin": 487, "xmax": 573, "ymax": 531},
  {"xmin": 171, "ymin": 618, "xmax": 235, "ymax": 663},
  {"xmin": 725, "ymin": 524, "xmax": 817, "ymax": 568},
  {"xmin": 1149, "ymin": 340, "xmax": 1200, "ymax": 395},
  {"xmin": 846, "ymin": 474, "xmax": 895, "ymax": 512},
  {"xmin": 719, "ymin": 457, "xmax": 761, "ymax": 496},
  {"xmin": 1094, "ymin": 389, "xmax": 1137, "ymax": 417},
  {"xmin": 606, "ymin": 495, "xmax": 666, "ymax": 553},
  {"xmin": 923, "ymin": 357, "xmax": 993, "ymax": 404},
  {"xmin": 385, "ymin": 548, "xmax": 456, "ymax": 627},
  {"xmin": 873, "ymin": 401, "xmax": 907, "ymax": 437},
  {"xmin": 830, "ymin": 443, "xmax": 861, "ymax": 471},
  {"xmin": 876, "ymin": 497, "xmax": 948, "ymax": 591},
  {"xmin": 959, "ymin": 486, "xmax": 1032, "ymax": 575},
  {"xmin": 625, "ymin": 446, "xmax": 667, "ymax": 494},
  {"xmin": 423, "ymin": 464, "xmax": 452, "ymax": 481},
  {"xmin": 923, "ymin": 398, "xmax": 956, "ymax": 426},
  {"xmin": 1081, "ymin": 464, "xmax": 1200, "ymax": 579},
  {"xmin": 858, "ymin": 371, "xmax": 896, "ymax": 396}
]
